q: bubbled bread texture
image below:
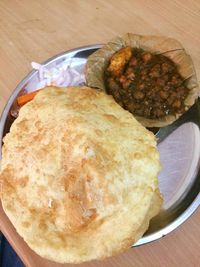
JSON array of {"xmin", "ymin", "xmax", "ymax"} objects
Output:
[{"xmin": 0, "ymin": 86, "xmax": 162, "ymax": 263}]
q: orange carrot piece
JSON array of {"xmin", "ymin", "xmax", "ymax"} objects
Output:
[{"xmin": 17, "ymin": 89, "xmax": 41, "ymax": 106}]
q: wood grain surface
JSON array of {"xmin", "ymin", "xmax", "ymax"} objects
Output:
[{"xmin": 0, "ymin": 1, "xmax": 200, "ymax": 266}]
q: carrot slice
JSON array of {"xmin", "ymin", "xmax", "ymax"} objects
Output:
[{"xmin": 17, "ymin": 89, "xmax": 41, "ymax": 106}]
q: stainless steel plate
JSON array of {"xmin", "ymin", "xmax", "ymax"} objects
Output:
[{"xmin": 0, "ymin": 45, "xmax": 200, "ymax": 246}]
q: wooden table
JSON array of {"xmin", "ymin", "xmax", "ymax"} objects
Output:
[{"xmin": 0, "ymin": 1, "xmax": 200, "ymax": 266}]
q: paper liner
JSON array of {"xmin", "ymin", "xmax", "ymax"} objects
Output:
[{"xmin": 86, "ymin": 33, "xmax": 199, "ymax": 127}]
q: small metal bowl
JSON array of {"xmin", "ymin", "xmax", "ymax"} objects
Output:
[{"xmin": 0, "ymin": 45, "xmax": 200, "ymax": 246}]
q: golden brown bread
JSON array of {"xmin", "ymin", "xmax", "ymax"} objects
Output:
[{"xmin": 0, "ymin": 86, "xmax": 162, "ymax": 263}]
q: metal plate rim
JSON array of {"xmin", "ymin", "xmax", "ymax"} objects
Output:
[{"xmin": 0, "ymin": 44, "xmax": 199, "ymax": 247}]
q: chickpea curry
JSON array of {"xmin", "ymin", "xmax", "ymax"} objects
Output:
[{"xmin": 105, "ymin": 47, "xmax": 188, "ymax": 119}]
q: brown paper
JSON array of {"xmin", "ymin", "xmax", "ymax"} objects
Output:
[{"xmin": 86, "ymin": 33, "xmax": 199, "ymax": 127}]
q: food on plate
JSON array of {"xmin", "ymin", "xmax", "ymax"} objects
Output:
[
  {"xmin": 11, "ymin": 59, "xmax": 86, "ymax": 118},
  {"xmin": 17, "ymin": 89, "xmax": 41, "ymax": 106},
  {"xmin": 105, "ymin": 47, "xmax": 188, "ymax": 119},
  {"xmin": 31, "ymin": 60, "xmax": 86, "ymax": 89},
  {"xmin": 86, "ymin": 33, "xmax": 199, "ymax": 127},
  {"xmin": 0, "ymin": 86, "xmax": 162, "ymax": 263}
]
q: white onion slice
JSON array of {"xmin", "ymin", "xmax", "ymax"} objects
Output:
[{"xmin": 31, "ymin": 59, "xmax": 86, "ymax": 90}]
